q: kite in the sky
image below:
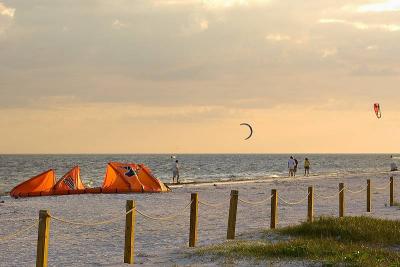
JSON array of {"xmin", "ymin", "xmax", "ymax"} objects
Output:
[
  {"xmin": 240, "ymin": 123, "xmax": 253, "ymax": 140},
  {"xmin": 374, "ymin": 103, "xmax": 382, "ymax": 119}
]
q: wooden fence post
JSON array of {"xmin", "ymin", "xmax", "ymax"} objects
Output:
[
  {"xmin": 367, "ymin": 179, "xmax": 371, "ymax": 212},
  {"xmin": 227, "ymin": 190, "xmax": 239, "ymax": 240},
  {"xmin": 339, "ymin": 183, "xmax": 344, "ymax": 218},
  {"xmin": 307, "ymin": 186, "xmax": 314, "ymax": 222},
  {"xmin": 124, "ymin": 200, "xmax": 136, "ymax": 264},
  {"xmin": 189, "ymin": 193, "xmax": 198, "ymax": 247},
  {"xmin": 36, "ymin": 210, "xmax": 50, "ymax": 267},
  {"xmin": 390, "ymin": 176, "xmax": 394, "ymax": 206},
  {"xmin": 270, "ymin": 189, "xmax": 277, "ymax": 229}
]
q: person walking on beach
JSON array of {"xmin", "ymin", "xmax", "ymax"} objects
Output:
[
  {"xmin": 288, "ymin": 156, "xmax": 296, "ymax": 177},
  {"xmin": 172, "ymin": 159, "xmax": 180, "ymax": 183},
  {"xmin": 304, "ymin": 158, "xmax": 310, "ymax": 176},
  {"xmin": 293, "ymin": 158, "xmax": 299, "ymax": 177}
]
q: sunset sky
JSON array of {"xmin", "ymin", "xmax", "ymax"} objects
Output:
[{"xmin": 0, "ymin": 0, "xmax": 399, "ymax": 153}]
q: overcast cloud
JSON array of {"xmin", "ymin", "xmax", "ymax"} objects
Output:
[{"xmin": 0, "ymin": 0, "xmax": 399, "ymax": 153}]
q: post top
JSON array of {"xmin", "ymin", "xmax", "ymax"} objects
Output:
[{"xmin": 39, "ymin": 210, "xmax": 50, "ymax": 217}]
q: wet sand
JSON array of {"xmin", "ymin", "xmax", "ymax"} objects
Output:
[{"xmin": 0, "ymin": 171, "xmax": 399, "ymax": 266}]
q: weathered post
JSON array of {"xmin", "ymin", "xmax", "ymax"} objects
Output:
[
  {"xmin": 270, "ymin": 189, "xmax": 278, "ymax": 229},
  {"xmin": 227, "ymin": 190, "xmax": 239, "ymax": 240},
  {"xmin": 307, "ymin": 186, "xmax": 314, "ymax": 222},
  {"xmin": 36, "ymin": 210, "xmax": 50, "ymax": 267},
  {"xmin": 189, "ymin": 193, "xmax": 198, "ymax": 247},
  {"xmin": 367, "ymin": 179, "xmax": 371, "ymax": 212},
  {"xmin": 390, "ymin": 176, "xmax": 394, "ymax": 206},
  {"xmin": 124, "ymin": 200, "xmax": 136, "ymax": 264},
  {"xmin": 339, "ymin": 183, "xmax": 345, "ymax": 218}
]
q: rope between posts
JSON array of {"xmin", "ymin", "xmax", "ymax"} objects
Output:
[
  {"xmin": 0, "ymin": 220, "xmax": 38, "ymax": 242},
  {"xmin": 238, "ymin": 195, "xmax": 273, "ymax": 205},
  {"xmin": 375, "ymin": 182, "xmax": 391, "ymax": 191},
  {"xmin": 135, "ymin": 200, "xmax": 193, "ymax": 221},
  {"xmin": 278, "ymin": 193, "xmax": 310, "ymax": 205},
  {"xmin": 198, "ymin": 200, "xmax": 226, "ymax": 208},
  {"xmin": 50, "ymin": 208, "xmax": 134, "ymax": 226},
  {"xmin": 346, "ymin": 186, "xmax": 368, "ymax": 194},
  {"xmin": 0, "ymin": 217, "xmax": 36, "ymax": 223},
  {"xmin": 315, "ymin": 187, "xmax": 345, "ymax": 199}
]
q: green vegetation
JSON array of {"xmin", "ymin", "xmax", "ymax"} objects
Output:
[
  {"xmin": 277, "ymin": 216, "xmax": 400, "ymax": 245},
  {"xmin": 197, "ymin": 217, "xmax": 400, "ymax": 266}
]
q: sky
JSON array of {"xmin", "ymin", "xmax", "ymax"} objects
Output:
[{"xmin": 0, "ymin": 0, "xmax": 399, "ymax": 154}]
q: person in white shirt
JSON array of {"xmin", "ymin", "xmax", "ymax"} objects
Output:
[
  {"xmin": 288, "ymin": 156, "xmax": 296, "ymax": 177},
  {"xmin": 172, "ymin": 160, "xmax": 180, "ymax": 183}
]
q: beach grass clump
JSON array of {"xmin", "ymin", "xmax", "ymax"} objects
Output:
[
  {"xmin": 196, "ymin": 216, "xmax": 400, "ymax": 266},
  {"xmin": 197, "ymin": 239, "xmax": 399, "ymax": 266},
  {"xmin": 276, "ymin": 216, "xmax": 400, "ymax": 245}
]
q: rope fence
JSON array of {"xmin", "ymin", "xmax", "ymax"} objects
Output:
[
  {"xmin": 0, "ymin": 176, "xmax": 397, "ymax": 266},
  {"xmin": 238, "ymin": 195, "xmax": 272, "ymax": 205},
  {"xmin": 198, "ymin": 200, "xmax": 226, "ymax": 208},
  {"xmin": 135, "ymin": 200, "xmax": 192, "ymax": 221},
  {"xmin": 315, "ymin": 187, "xmax": 344, "ymax": 199},
  {"xmin": 346, "ymin": 186, "xmax": 368, "ymax": 194},
  {"xmin": 278, "ymin": 193, "xmax": 310, "ymax": 205},
  {"xmin": 0, "ymin": 220, "xmax": 38, "ymax": 242},
  {"xmin": 375, "ymin": 182, "xmax": 391, "ymax": 190}
]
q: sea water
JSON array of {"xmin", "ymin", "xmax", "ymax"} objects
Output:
[
  {"xmin": 0, "ymin": 154, "xmax": 400, "ymax": 192},
  {"xmin": 0, "ymin": 154, "xmax": 397, "ymax": 192}
]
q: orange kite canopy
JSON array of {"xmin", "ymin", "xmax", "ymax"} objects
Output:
[
  {"xmin": 10, "ymin": 162, "xmax": 169, "ymax": 198},
  {"xmin": 53, "ymin": 166, "xmax": 86, "ymax": 195},
  {"xmin": 10, "ymin": 169, "xmax": 56, "ymax": 198},
  {"xmin": 102, "ymin": 162, "xmax": 170, "ymax": 193}
]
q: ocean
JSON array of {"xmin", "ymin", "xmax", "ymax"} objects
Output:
[{"xmin": 0, "ymin": 154, "xmax": 397, "ymax": 192}]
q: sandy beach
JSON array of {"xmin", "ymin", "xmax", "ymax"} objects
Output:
[{"xmin": 0, "ymin": 171, "xmax": 399, "ymax": 266}]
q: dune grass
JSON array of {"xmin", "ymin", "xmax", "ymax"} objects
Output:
[
  {"xmin": 196, "ymin": 216, "xmax": 400, "ymax": 266},
  {"xmin": 276, "ymin": 216, "xmax": 400, "ymax": 245}
]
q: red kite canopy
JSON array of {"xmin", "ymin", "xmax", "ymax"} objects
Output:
[{"xmin": 374, "ymin": 103, "xmax": 382, "ymax": 119}]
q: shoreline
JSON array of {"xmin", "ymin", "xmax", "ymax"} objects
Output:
[{"xmin": 166, "ymin": 169, "xmax": 398, "ymax": 189}]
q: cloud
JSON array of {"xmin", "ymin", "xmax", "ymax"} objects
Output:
[
  {"xmin": 0, "ymin": 2, "xmax": 15, "ymax": 35},
  {"xmin": 320, "ymin": 48, "xmax": 337, "ymax": 58},
  {"xmin": 357, "ymin": 0, "xmax": 400, "ymax": 13},
  {"xmin": 112, "ymin": 19, "xmax": 126, "ymax": 29},
  {"xmin": 0, "ymin": 2, "xmax": 15, "ymax": 18},
  {"xmin": 152, "ymin": 0, "xmax": 270, "ymax": 9},
  {"xmin": 350, "ymin": 65, "xmax": 398, "ymax": 76},
  {"xmin": 319, "ymin": 18, "xmax": 400, "ymax": 32},
  {"xmin": 265, "ymin": 34, "xmax": 291, "ymax": 41},
  {"xmin": 202, "ymin": 0, "xmax": 270, "ymax": 9},
  {"xmin": 199, "ymin": 19, "xmax": 208, "ymax": 30},
  {"xmin": 366, "ymin": 45, "xmax": 378, "ymax": 50}
]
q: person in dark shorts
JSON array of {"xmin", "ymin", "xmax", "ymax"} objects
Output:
[
  {"xmin": 304, "ymin": 158, "xmax": 310, "ymax": 176},
  {"xmin": 172, "ymin": 160, "xmax": 180, "ymax": 183},
  {"xmin": 293, "ymin": 158, "xmax": 299, "ymax": 177}
]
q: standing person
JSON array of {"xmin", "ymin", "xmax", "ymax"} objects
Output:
[
  {"xmin": 172, "ymin": 160, "xmax": 180, "ymax": 183},
  {"xmin": 304, "ymin": 158, "xmax": 310, "ymax": 176},
  {"xmin": 288, "ymin": 156, "xmax": 296, "ymax": 177},
  {"xmin": 293, "ymin": 158, "xmax": 299, "ymax": 177},
  {"xmin": 390, "ymin": 155, "xmax": 398, "ymax": 171}
]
